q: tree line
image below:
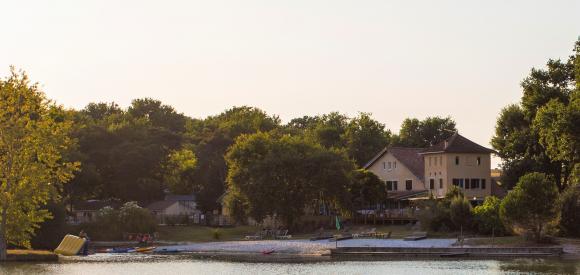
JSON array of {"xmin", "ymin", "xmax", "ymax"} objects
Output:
[{"xmin": 0, "ymin": 37, "xmax": 579, "ymax": 259}]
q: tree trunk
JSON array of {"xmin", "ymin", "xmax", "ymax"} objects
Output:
[{"xmin": 0, "ymin": 208, "xmax": 7, "ymax": 261}]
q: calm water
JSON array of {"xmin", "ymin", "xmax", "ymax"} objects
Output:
[{"xmin": 1, "ymin": 256, "xmax": 579, "ymax": 275}]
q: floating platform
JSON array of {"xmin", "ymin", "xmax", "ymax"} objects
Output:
[{"xmin": 330, "ymin": 247, "xmax": 564, "ymax": 258}]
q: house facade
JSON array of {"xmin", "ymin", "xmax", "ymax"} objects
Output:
[
  {"xmin": 147, "ymin": 194, "xmax": 202, "ymax": 224},
  {"xmin": 365, "ymin": 133, "xmax": 495, "ymax": 205}
]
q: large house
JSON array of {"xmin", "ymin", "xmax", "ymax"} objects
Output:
[{"xmin": 364, "ymin": 132, "xmax": 495, "ymax": 213}]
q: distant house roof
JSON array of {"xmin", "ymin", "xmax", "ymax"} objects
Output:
[
  {"xmin": 387, "ymin": 190, "xmax": 428, "ymax": 200},
  {"xmin": 147, "ymin": 200, "xmax": 178, "ymax": 211},
  {"xmin": 164, "ymin": 194, "xmax": 196, "ymax": 201},
  {"xmin": 364, "ymin": 147, "xmax": 425, "ymax": 181},
  {"xmin": 73, "ymin": 200, "xmax": 120, "ymax": 211},
  {"xmin": 421, "ymin": 132, "xmax": 495, "ymax": 154}
]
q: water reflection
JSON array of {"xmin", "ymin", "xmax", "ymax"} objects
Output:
[{"xmin": 1, "ymin": 258, "xmax": 578, "ymax": 275}]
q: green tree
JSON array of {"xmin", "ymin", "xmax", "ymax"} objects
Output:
[
  {"xmin": 0, "ymin": 68, "xmax": 79, "ymax": 260},
  {"xmin": 119, "ymin": 202, "xmax": 157, "ymax": 233},
  {"xmin": 226, "ymin": 132, "xmax": 353, "ymax": 227},
  {"xmin": 473, "ymin": 196, "xmax": 505, "ymax": 235},
  {"xmin": 493, "ymin": 38, "xmax": 579, "ymax": 191},
  {"xmin": 558, "ymin": 185, "xmax": 580, "ymax": 237},
  {"xmin": 163, "ymin": 148, "xmax": 198, "ymax": 194},
  {"xmin": 347, "ymin": 169, "xmax": 387, "ymax": 223},
  {"xmin": 500, "ymin": 172, "xmax": 559, "ymax": 242},
  {"xmin": 395, "ymin": 117, "xmax": 456, "ymax": 147},
  {"xmin": 450, "ymin": 196, "xmax": 473, "ymax": 230},
  {"xmin": 188, "ymin": 106, "xmax": 280, "ymax": 211},
  {"xmin": 344, "ymin": 113, "xmax": 392, "ymax": 167}
]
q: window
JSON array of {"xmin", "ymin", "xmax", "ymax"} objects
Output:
[
  {"xmin": 386, "ymin": 181, "xmax": 393, "ymax": 191},
  {"xmin": 453, "ymin": 178, "xmax": 459, "ymax": 186},
  {"xmin": 459, "ymin": 178, "xmax": 464, "ymax": 188},
  {"xmin": 439, "ymin": 178, "xmax": 443, "ymax": 189},
  {"xmin": 455, "ymin": 156, "xmax": 460, "ymax": 165},
  {"xmin": 393, "ymin": 161, "xmax": 396, "ymax": 169},
  {"xmin": 383, "ymin": 162, "xmax": 386, "ymax": 169},
  {"xmin": 481, "ymin": 179, "xmax": 486, "ymax": 189},
  {"xmin": 393, "ymin": 181, "xmax": 398, "ymax": 191},
  {"xmin": 465, "ymin": 178, "xmax": 470, "ymax": 189},
  {"xmin": 471, "ymin": 178, "xmax": 480, "ymax": 189},
  {"xmin": 387, "ymin": 162, "xmax": 392, "ymax": 170},
  {"xmin": 429, "ymin": 179, "xmax": 435, "ymax": 190},
  {"xmin": 405, "ymin": 180, "xmax": 412, "ymax": 190},
  {"xmin": 477, "ymin": 157, "xmax": 481, "ymax": 166}
]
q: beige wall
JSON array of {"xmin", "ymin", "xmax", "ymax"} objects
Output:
[
  {"xmin": 444, "ymin": 153, "xmax": 491, "ymax": 199},
  {"xmin": 367, "ymin": 151, "xmax": 425, "ymax": 192},
  {"xmin": 424, "ymin": 153, "xmax": 448, "ymax": 198}
]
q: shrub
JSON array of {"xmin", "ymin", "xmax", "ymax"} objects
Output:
[
  {"xmin": 473, "ymin": 196, "xmax": 505, "ymax": 235},
  {"xmin": 119, "ymin": 202, "xmax": 157, "ymax": 233},
  {"xmin": 450, "ymin": 196, "xmax": 473, "ymax": 230},
  {"xmin": 212, "ymin": 228, "xmax": 221, "ymax": 240},
  {"xmin": 500, "ymin": 172, "xmax": 558, "ymax": 242},
  {"xmin": 558, "ymin": 185, "xmax": 580, "ymax": 237}
]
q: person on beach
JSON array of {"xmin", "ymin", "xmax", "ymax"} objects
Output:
[{"xmin": 79, "ymin": 230, "xmax": 90, "ymax": 256}]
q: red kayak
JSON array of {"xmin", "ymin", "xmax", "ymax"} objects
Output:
[{"xmin": 261, "ymin": 249, "xmax": 275, "ymax": 255}]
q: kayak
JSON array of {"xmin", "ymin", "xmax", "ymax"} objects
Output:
[
  {"xmin": 261, "ymin": 249, "xmax": 275, "ymax": 255},
  {"xmin": 135, "ymin": 247, "xmax": 156, "ymax": 253},
  {"xmin": 156, "ymin": 248, "xmax": 182, "ymax": 253}
]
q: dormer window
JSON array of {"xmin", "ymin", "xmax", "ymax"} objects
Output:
[{"xmin": 455, "ymin": 156, "xmax": 460, "ymax": 165}]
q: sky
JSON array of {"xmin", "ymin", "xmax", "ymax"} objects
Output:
[{"xmin": 1, "ymin": 0, "xmax": 579, "ymax": 168}]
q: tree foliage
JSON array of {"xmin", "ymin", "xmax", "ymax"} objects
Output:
[
  {"xmin": 500, "ymin": 172, "xmax": 559, "ymax": 242},
  {"xmin": 0, "ymin": 68, "xmax": 79, "ymax": 259},
  {"xmin": 225, "ymin": 132, "xmax": 354, "ymax": 227},
  {"xmin": 163, "ymin": 148, "xmax": 198, "ymax": 195},
  {"xmin": 492, "ymin": 38, "xmax": 579, "ymax": 191},
  {"xmin": 473, "ymin": 196, "xmax": 505, "ymax": 235},
  {"xmin": 395, "ymin": 117, "xmax": 456, "ymax": 147}
]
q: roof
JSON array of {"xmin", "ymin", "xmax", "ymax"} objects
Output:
[
  {"xmin": 364, "ymin": 147, "xmax": 425, "ymax": 181},
  {"xmin": 147, "ymin": 200, "xmax": 178, "ymax": 211},
  {"xmin": 73, "ymin": 200, "xmax": 120, "ymax": 211},
  {"xmin": 421, "ymin": 132, "xmax": 495, "ymax": 154},
  {"xmin": 387, "ymin": 190, "xmax": 428, "ymax": 200},
  {"xmin": 164, "ymin": 194, "xmax": 196, "ymax": 201}
]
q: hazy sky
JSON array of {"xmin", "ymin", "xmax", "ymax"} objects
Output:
[{"xmin": 1, "ymin": 1, "xmax": 579, "ymax": 167}]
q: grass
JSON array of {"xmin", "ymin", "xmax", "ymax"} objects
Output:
[{"xmin": 156, "ymin": 225, "xmax": 260, "ymax": 242}]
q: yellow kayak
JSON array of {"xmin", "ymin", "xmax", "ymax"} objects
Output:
[{"xmin": 134, "ymin": 247, "xmax": 156, "ymax": 253}]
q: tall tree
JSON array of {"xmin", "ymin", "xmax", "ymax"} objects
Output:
[
  {"xmin": 344, "ymin": 113, "xmax": 392, "ymax": 167},
  {"xmin": 500, "ymin": 172, "xmax": 559, "ymax": 242},
  {"xmin": 0, "ymin": 68, "xmax": 79, "ymax": 260},
  {"xmin": 189, "ymin": 106, "xmax": 280, "ymax": 211},
  {"xmin": 492, "ymin": 38, "xmax": 579, "ymax": 190},
  {"xmin": 396, "ymin": 116, "xmax": 456, "ymax": 147},
  {"xmin": 162, "ymin": 148, "xmax": 198, "ymax": 194},
  {"xmin": 225, "ymin": 132, "xmax": 353, "ymax": 227}
]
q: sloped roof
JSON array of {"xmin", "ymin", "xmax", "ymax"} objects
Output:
[
  {"xmin": 147, "ymin": 200, "xmax": 178, "ymax": 211},
  {"xmin": 387, "ymin": 190, "xmax": 428, "ymax": 200},
  {"xmin": 164, "ymin": 194, "xmax": 196, "ymax": 201},
  {"xmin": 73, "ymin": 200, "xmax": 120, "ymax": 211},
  {"xmin": 364, "ymin": 147, "xmax": 425, "ymax": 181},
  {"xmin": 421, "ymin": 132, "xmax": 495, "ymax": 154}
]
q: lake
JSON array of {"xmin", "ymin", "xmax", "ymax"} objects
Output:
[{"xmin": 2, "ymin": 256, "xmax": 579, "ymax": 275}]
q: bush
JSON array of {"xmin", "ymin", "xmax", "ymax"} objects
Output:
[
  {"xmin": 450, "ymin": 196, "xmax": 473, "ymax": 230},
  {"xmin": 558, "ymin": 185, "xmax": 580, "ymax": 237},
  {"xmin": 500, "ymin": 172, "xmax": 558, "ymax": 242},
  {"xmin": 473, "ymin": 196, "xmax": 505, "ymax": 235},
  {"xmin": 212, "ymin": 228, "xmax": 221, "ymax": 240},
  {"xmin": 119, "ymin": 202, "xmax": 157, "ymax": 233},
  {"xmin": 89, "ymin": 206, "xmax": 123, "ymax": 240}
]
